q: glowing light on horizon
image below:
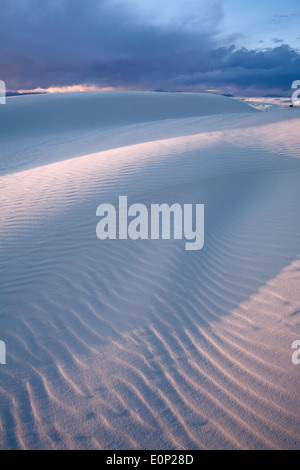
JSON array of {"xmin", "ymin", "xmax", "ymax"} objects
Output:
[{"xmin": 16, "ymin": 84, "xmax": 124, "ymax": 94}]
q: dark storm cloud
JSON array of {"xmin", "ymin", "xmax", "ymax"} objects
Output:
[
  {"xmin": 0, "ymin": 0, "xmax": 299, "ymax": 95},
  {"xmin": 272, "ymin": 38, "xmax": 284, "ymax": 44},
  {"xmin": 173, "ymin": 44, "xmax": 300, "ymax": 96}
]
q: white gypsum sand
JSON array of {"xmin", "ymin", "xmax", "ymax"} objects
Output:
[{"xmin": 0, "ymin": 91, "xmax": 299, "ymax": 450}]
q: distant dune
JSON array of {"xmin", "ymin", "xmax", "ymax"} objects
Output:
[
  {"xmin": 0, "ymin": 92, "xmax": 299, "ymax": 450},
  {"xmin": 0, "ymin": 91, "xmax": 256, "ymax": 138}
]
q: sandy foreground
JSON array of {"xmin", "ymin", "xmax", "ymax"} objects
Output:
[{"xmin": 0, "ymin": 91, "xmax": 299, "ymax": 449}]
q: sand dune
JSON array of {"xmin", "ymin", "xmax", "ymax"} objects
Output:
[{"xmin": 0, "ymin": 92, "xmax": 299, "ymax": 449}]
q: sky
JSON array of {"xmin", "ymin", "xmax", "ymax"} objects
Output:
[{"xmin": 0, "ymin": 0, "xmax": 299, "ymax": 96}]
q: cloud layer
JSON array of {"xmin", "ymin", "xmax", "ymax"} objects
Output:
[{"xmin": 1, "ymin": 0, "xmax": 299, "ymax": 95}]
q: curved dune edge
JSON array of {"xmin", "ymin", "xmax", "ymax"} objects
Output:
[
  {"xmin": 0, "ymin": 94, "xmax": 299, "ymax": 449},
  {"xmin": 0, "ymin": 91, "xmax": 257, "ymax": 138},
  {"xmin": 0, "ymin": 91, "xmax": 258, "ymax": 176}
]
